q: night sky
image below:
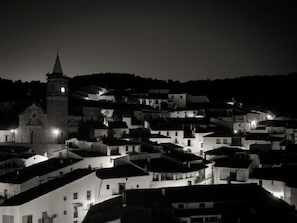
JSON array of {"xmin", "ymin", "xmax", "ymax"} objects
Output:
[{"xmin": 0, "ymin": 0, "xmax": 297, "ymax": 82}]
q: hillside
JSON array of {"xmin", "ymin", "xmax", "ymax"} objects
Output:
[{"xmin": 0, "ymin": 72, "xmax": 296, "ymax": 117}]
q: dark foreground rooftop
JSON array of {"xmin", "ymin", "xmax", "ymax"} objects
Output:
[
  {"xmin": 123, "ymin": 184, "xmax": 297, "ymax": 223},
  {"xmin": 96, "ymin": 164, "xmax": 148, "ymax": 179},
  {"xmin": 1, "ymin": 169, "xmax": 94, "ymax": 206},
  {"xmin": 0, "ymin": 158, "xmax": 81, "ymax": 184}
]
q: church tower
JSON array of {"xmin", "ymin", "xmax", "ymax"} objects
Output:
[{"xmin": 46, "ymin": 54, "xmax": 69, "ymax": 143}]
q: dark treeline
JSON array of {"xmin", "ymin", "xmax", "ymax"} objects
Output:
[
  {"xmin": 69, "ymin": 73, "xmax": 168, "ymax": 92},
  {"xmin": 0, "ymin": 72, "xmax": 296, "ymax": 116}
]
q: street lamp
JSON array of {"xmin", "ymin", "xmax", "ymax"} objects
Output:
[
  {"xmin": 251, "ymin": 120, "xmax": 257, "ymax": 129},
  {"xmin": 10, "ymin": 129, "xmax": 16, "ymax": 142}
]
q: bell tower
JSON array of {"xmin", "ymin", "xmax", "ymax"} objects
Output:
[{"xmin": 46, "ymin": 53, "xmax": 69, "ymax": 143}]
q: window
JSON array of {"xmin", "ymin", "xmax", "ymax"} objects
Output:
[
  {"xmin": 22, "ymin": 215, "xmax": 32, "ymax": 223},
  {"xmin": 73, "ymin": 206, "xmax": 78, "ymax": 218},
  {"xmin": 216, "ymin": 139, "xmax": 221, "ymax": 144},
  {"xmin": 167, "ymin": 131, "xmax": 169, "ymax": 136},
  {"xmin": 126, "ymin": 146, "xmax": 129, "ymax": 152},
  {"xmin": 180, "ymin": 95, "xmax": 183, "ymax": 99},
  {"xmin": 175, "ymin": 132, "xmax": 178, "ymax": 136},
  {"xmin": 106, "ymin": 184, "xmax": 110, "ymax": 190},
  {"xmin": 200, "ymin": 150, "xmax": 203, "ymax": 156},
  {"xmin": 87, "ymin": 190, "xmax": 91, "ymax": 200},
  {"xmin": 223, "ymin": 138, "xmax": 228, "ymax": 144},
  {"xmin": 199, "ymin": 203, "xmax": 206, "ymax": 208},
  {"xmin": 3, "ymin": 215, "xmax": 14, "ymax": 223},
  {"xmin": 63, "ymin": 196, "xmax": 67, "ymax": 201},
  {"xmin": 201, "ymin": 143, "xmax": 203, "ymax": 148},
  {"xmin": 73, "ymin": 192, "xmax": 78, "ymax": 199},
  {"xmin": 187, "ymin": 139, "xmax": 191, "ymax": 146},
  {"xmin": 64, "ymin": 211, "xmax": 67, "ymax": 215}
]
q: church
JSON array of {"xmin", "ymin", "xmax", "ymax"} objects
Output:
[{"xmin": 16, "ymin": 54, "xmax": 70, "ymax": 144}]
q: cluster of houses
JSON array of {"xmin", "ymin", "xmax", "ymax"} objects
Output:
[{"xmin": 0, "ymin": 55, "xmax": 297, "ymax": 223}]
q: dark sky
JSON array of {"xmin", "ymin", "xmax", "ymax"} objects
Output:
[{"xmin": 1, "ymin": 0, "xmax": 297, "ymax": 82}]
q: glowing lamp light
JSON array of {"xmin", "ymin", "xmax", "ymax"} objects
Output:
[
  {"xmin": 266, "ymin": 114, "xmax": 273, "ymax": 120},
  {"xmin": 233, "ymin": 129, "xmax": 238, "ymax": 134},
  {"xmin": 52, "ymin": 128, "xmax": 60, "ymax": 136},
  {"xmin": 272, "ymin": 192, "xmax": 283, "ymax": 199},
  {"xmin": 60, "ymin": 86, "xmax": 66, "ymax": 93},
  {"xmin": 10, "ymin": 129, "xmax": 16, "ymax": 133},
  {"xmin": 251, "ymin": 120, "xmax": 257, "ymax": 129}
]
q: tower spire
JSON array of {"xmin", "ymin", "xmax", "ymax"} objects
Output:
[{"xmin": 52, "ymin": 53, "xmax": 63, "ymax": 74}]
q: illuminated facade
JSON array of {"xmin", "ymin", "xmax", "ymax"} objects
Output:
[{"xmin": 15, "ymin": 54, "xmax": 70, "ymax": 144}]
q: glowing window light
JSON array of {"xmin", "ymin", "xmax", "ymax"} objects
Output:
[{"xmin": 266, "ymin": 114, "xmax": 273, "ymax": 120}]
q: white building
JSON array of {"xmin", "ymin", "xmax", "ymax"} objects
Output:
[{"xmin": 0, "ymin": 169, "xmax": 97, "ymax": 223}]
